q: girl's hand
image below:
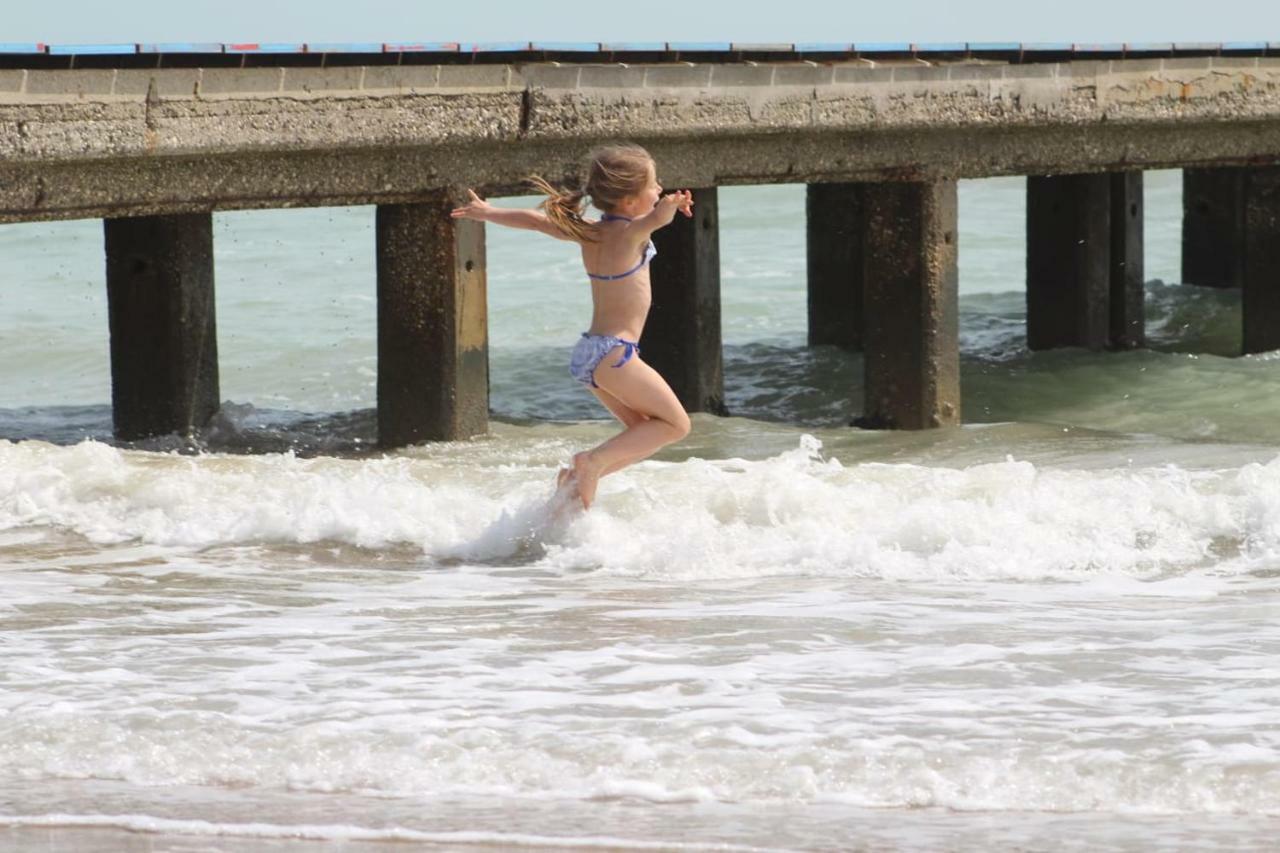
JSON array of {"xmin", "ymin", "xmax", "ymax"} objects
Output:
[
  {"xmin": 660, "ymin": 190, "xmax": 694, "ymax": 218},
  {"xmin": 450, "ymin": 189, "xmax": 492, "ymax": 221}
]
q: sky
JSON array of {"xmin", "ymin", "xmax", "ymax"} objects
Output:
[{"xmin": 3, "ymin": 0, "xmax": 1279, "ymax": 46}]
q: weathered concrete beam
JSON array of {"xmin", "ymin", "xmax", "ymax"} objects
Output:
[
  {"xmin": 642, "ymin": 187, "xmax": 727, "ymax": 415},
  {"xmin": 375, "ymin": 199, "xmax": 488, "ymax": 446},
  {"xmin": 806, "ymin": 182, "xmax": 864, "ymax": 350},
  {"xmin": 6, "ymin": 58, "xmax": 1280, "ymax": 223},
  {"xmin": 1243, "ymin": 166, "xmax": 1280, "ymax": 354},
  {"xmin": 1183, "ymin": 167, "xmax": 1246, "ymax": 288},
  {"xmin": 5, "ymin": 121, "xmax": 1280, "ymax": 226},
  {"xmin": 6, "ymin": 58, "xmax": 1280, "ymax": 166},
  {"xmin": 1110, "ymin": 171, "xmax": 1145, "ymax": 349},
  {"xmin": 104, "ymin": 213, "xmax": 219, "ymax": 440},
  {"xmin": 858, "ymin": 179, "xmax": 960, "ymax": 430}
]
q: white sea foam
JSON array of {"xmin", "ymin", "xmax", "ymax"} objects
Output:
[
  {"xmin": 2, "ymin": 705, "xmax": 1278, "ymax": 816},
  {"xmin": 0, "ymin": 813, "xmax": 785, "ymax": 851},
  {"xmin": 2, "ymin": 436, "xmax": 1278, "ymax": 582},
  {"xmin": 1, "ymin": 444, "xmax": 1277, "ymax": 852},
  {"xmin": 2, "ymin": 434, "xmax": 1278, "ymax": 823}
]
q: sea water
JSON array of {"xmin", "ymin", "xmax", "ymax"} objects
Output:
[{"xmin": 1, "ymin": 172, "xmax": 1278, "ymax": 851}]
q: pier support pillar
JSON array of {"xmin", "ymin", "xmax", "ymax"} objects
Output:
[
  {"xmin": 858, "ymin": 179, "xmax": 960, "ymax": 430},
  {"xmin": 1027, "ymin": 172, "xmax": 1144, "ymax": 350},
  {"xmin": 376, "ymin": 199, "xmax": 488, "ymax": 447},
  {"xmin": 1026, "ymin": 174, "xmax": 1110, "ymax": 350},
  {"xmin": 104, "ymin": 213, "xmax": 219, "ymax": 441},
  {"xmin": 643, "ymin": 187, "xmax": 727, "ymax": 414},
  {"xmin": 806, "ymin": 182, "xmax": 864, "ymax": 350},
  {"xmin": 1110, "ymin": 172, "xmax": 1145, "ymax": 349},
  {"xmin": 1243, "ymin": 167, "xmax": 1280, "ymax": 354},
  {"xmin": 1182, "ymin": 167, "xmax": 1245, "ymax": 288},
  {"xmin": 1181, "ymin": 166, "xmax": 1280, "ymax": 353}
]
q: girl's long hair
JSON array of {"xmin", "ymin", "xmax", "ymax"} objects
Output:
[{"xmin": 528, "ymin": 143, "xmax": 654, "ymax": 242}]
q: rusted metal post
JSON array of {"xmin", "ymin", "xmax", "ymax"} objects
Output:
[
  {"xmin": 376, "ymin": 198, "xmax": 488, "ymax": 446},
  {"xmin": 1026, "ymin": 173, "xmax": 1112, "ymax": 350},
  {"xmin": 642, "ymin": 187, "xmax": 727, "ymax": 415},
  {"xmin": 104, "ymin": 213, "xmax": 220, "ymax": 441},
  {"xmin": 858, "ymin": 178, "xmax": 960, "ymax": 430},
  {"xmin": 1243, "ymin": 166, "xmax": 1280, "ymax": 354},
  {"xmin": 806, "ymin": 182, "xmax": 865, "ymax": 350},
  {"xmin": 1183, "ymin": 167, "xmax": 1246, "ymax": 288},
  {"xmin": 1110, "ymin": 171, "xmax": 1145, "ymax": 349}
]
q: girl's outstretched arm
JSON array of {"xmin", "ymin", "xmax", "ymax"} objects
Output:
[
  {"xmin": 450, "ymin": 189, "xmax": 578, "ymax": 241},
  {"xmin": 627, "ymin": 190, "xmax": 694, "ymax": 238}
]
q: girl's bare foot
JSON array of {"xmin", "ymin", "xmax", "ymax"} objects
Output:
[{"xmin": 571, "ymin": 451, "xmax": 604, "ymax": 509}]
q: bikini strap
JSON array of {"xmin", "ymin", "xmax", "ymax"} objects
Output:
[
  {"xmin": 585, "ymin": 213, "xmax": 651, "ymax": 280},
  {"xmin": 586, "ymin": 257, "xmax": 647, "ymax": 281},
  {"xmin": 612, "ymin": 339, "xmax": 640, "ymax": 369}
]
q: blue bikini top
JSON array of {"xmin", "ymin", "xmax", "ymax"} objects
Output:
[{"xmin": 586, "ymin": 213, "xmax": 657, "ymax": 281}]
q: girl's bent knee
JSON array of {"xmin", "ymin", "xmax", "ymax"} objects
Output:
[{"xmin": 670, "ymin": 413, "xmax": 692, "ymax": 441}]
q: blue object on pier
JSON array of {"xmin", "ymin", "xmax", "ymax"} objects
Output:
[
  {"xmin": 531, "ymin": 42, "xmax": 600, "ymax": 52},
  {"xmin": 855, "ymin": 43, "xmax": 913, "ymax": 53},
  {"xmin": 795, "ymin": 43, "xmax": 854, "ymax": 53},
  {"xmin": 1221, "ymin": 41, "xmax": 1268, "ymax": 52},
  {"xmin": 913, "ymin": 43, "xmax": 968, "ymax": 54},
  {"xmin": 967, "ymin": 42, "xmax": 1021, "ymax": 53},
  {"xmin": 1125, "ymin": 42, "xmax": 1174, "ymax": 53},
  {"xmin": 305, "ymin": 43, "xmax": 384, "ymax": 54},
  {"xmin": 600, "ymin": 42, "xmax": 668, "ymax": 52},
  {"xmin": 0, "ymin": 43, "xmax": 47, "ymax": 54},
  {"xmin": 667, "ymin": 42, "xmax": 733, "ymax": 52},
  {"xmin": 138, "ymin": 43, "xmax": 224, "ymax": 54},
  {"xmin": 48, "ymin": 44, "xmax": 137, "ymax": 56},
  {"xmin": 226, "ymin": 43, "xmax": 307, "ymax": 54},
  {"xmin": 458, "ymin": 42, "xmax": 533, "ymax": 53},
  {"xmin": 1022, "ymin": 43, "xmax": 1074, "ymax": 52},
  {"xmin": 384, "ymin": 43, "xmax": 459, "ymax": 53}
]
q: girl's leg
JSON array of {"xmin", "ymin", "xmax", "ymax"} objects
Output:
[
  {"xmin": 557, "ymin": 387, "xmax": 648, "ymax": 489},
  {"xmin": 571, "ymin": 354, "xmax": 691, "ymax": 508},
  {"xmin": 590, "ymin": 386, "xmax": 649, "ymax": 429},
  {"xmin": 589, "ymin": 386, "xmax": 657, "ymax": 475}
]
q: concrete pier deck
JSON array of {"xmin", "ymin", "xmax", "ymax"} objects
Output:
[{"xmin": 3, "ymin": 55, "xmax": 1280, "ymax": 222}]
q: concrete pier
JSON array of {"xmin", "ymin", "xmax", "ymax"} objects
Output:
[
  {"xmin": 1243, "ymin": 167, "xmax": 1280, "ymax": 355},
  {"xmin": 6, "ymin": 48, "xmax": 1280, "ymax": 443},
  {"xmin": 1182, "ymin": 168, "xmax": 1245, "ymax": 288},
  {"xmin": 642, "ymin": 187, "xmax": 727, "ymax": 415},
  {"xmin": 375, "ymin": 199, "xmax": 488, "ymax": 446},
  {"xmin": 806, "ymin": 183, "xmax": 865, "ymax": 350},
  {"xmin": 104, "ymin": 213, "xmax": 219, "ymax": 441},
  {"xmin": 9, "ymin": 56, "xmax": 1280, "ymax": 226},
  {"xmin": 858, "ymin": 179, "xmax": 960, "ymax": 430}
]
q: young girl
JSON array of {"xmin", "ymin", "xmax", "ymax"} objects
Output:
[{"xmin": 450, "ymin": 144, "xmax": 694, "ymax": 510}]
